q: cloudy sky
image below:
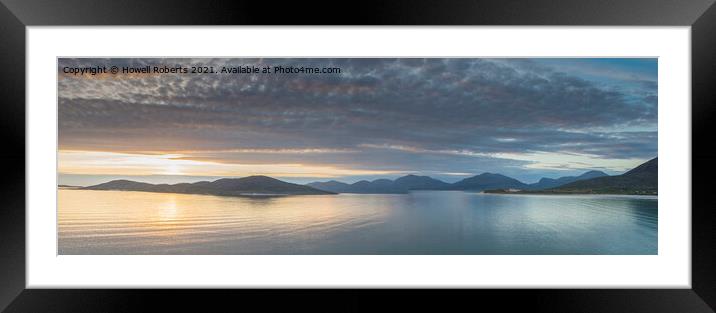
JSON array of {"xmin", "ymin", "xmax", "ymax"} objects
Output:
[{"xmin": 58, "ymin": 58, "xmax": 657, "ymax": 186}]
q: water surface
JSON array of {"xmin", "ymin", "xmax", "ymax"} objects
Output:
[{"xmin": 58, "ymin": 189, "xmax": 657, "ymax": 254}]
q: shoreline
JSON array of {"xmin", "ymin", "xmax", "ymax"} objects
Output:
[
  {"xmin": 483, "ymin": 189, "xmax": 657, "ymax": 196},
  {"xmin": 60, "ymin": 187, "xmax": 658, "ymax": 199}
]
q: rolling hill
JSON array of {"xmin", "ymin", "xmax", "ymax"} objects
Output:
[
  {"xmin": 451, "ymin": 173, "xmax": 528, "ymax": 191},
  {"xmin": 309, "ymin": 178, "xmax": 409, "ymax": 194},
  {"xmin": 483, "ymin": 158, "xmax": 657, "ymax": 195},
  {"xmin": 308, "ymin": 170, "xmax": 615, "ymax": 194},
  {"xmin": 543, "ymin": 158, "xmax": 657, "ymax": 195},
  {"xmin": 83, "ymin": 175, "xmax": 335, "ymax": 196},
  {"xmin": 526, "ymin": 170, "xmax": 609, "ymax": 190},
  {"xmin": 308, "ymin": 174, "xmax": 451, "ymax": 194},
  {"xmin": 393, "ymin": 175, "xmax": 453, "ymax": 190}
]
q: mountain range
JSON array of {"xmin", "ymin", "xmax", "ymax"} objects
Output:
[
  {"xmin": 485, "ymin": 158, "xmax": 657, "ymax": 195},
  {"xmin": 307, "ymin": 170, "xmax": 609, "ymax": 194},
  {"xmin": 80, "ymin": 158, "xmax": 656, "ymax": 197},
  {"xmin": 539, "ymin": 157, "xmax": 657, "ymax": 195},
  {"xmin": 82, "ymin": 175, "xmax": 334, "ymax": 196}
]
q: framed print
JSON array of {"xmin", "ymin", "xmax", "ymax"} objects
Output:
[{"xmin": 2, "ymin": 0, "xmax": 716, "ymax": 312}]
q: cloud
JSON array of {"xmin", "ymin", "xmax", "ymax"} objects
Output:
[{"xmin": 58, "ymin": 58, "xmax": 657, "ymax": 180}]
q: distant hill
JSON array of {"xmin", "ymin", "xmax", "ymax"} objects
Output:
[
  {"xmin": 304, "ymin": 161, "xmax": 655, "ymax": 196},
  {"xmin": 526, "ymin": 170, "xmax": 609, "ymax": 190},
  {"xmin": 58, "ymin": 184, "xmax": 82, "ymax": 188},
  {"xmin": 309, "ymin": 178, "xmax": 409, "ymax": 194},
  {"xmin": 309, "ymin": 172, "xmax": 606, "ymax": 194},
  {"xmin": 545, "ymin": 158, "xmax": 657, "ymax": 195},
  {"xmin": 351, "ymin": 179, "xmax": 409, "ymax": 194},
  {"xmin": 306, "ymin": 180, "xmax": 354, "ymax": 193},
  {"xmin": 488, "ymin": 158, "xmax": 657, "ymax": 195},
  {"xmin": 308, "ymin": 174, "xmax": 452, "ymax": 194},
  {"xmin": 394, "ymin": 175, "xmax": 452, "ymax": 190},
  {"xmin": 451, "ymin": 173, "xmax": 528, "ymax": 191},
  {"xmin": 83, "ymin": 176, "xmax": 335, "ymax": 196}
]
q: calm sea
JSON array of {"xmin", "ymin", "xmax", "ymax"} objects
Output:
[{"xmin": 58, "ymin": 189, "xmax": 657, "ymax": 255}]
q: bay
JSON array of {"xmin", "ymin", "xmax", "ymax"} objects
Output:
[{"xmin": 58, "ymin": 189, "xmax": 657, "ymax": 255}]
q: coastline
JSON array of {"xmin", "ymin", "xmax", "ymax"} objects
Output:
[{"xmin": 483, "ymin": 189, "xmax": 658, "ymax": 196}]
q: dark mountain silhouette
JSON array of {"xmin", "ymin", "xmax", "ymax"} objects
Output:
[
  {"xmin": 83, "ymin": 175, "xmax": 335, "ymax": 196},
  {"xmin": 89, "ymin": 160, "xmax": 653, "ymax": 197},
  {"xmin": 527, "ymin": 170, "xmax": 609, "ymax": 190},
  {"xmin": 623, "ymin": 157, "xmax": 658, "ymax": 176},
  {"xmin": 85, "ymin": 180, "xmax": 155, "ymax": 190},
  {"xmin": 308, "ymin": 179, "xmax": 408, "ymax": 194},
  {"xmin": 394, "ymin": 175, "xmax": 452, "ymax": 190},
  {"xmin": 450, "ymin": 173, "xmax": 528, "ymax": 191},
  {"xmin": 58, "ymin": 184, "xmax": 82, "ymax": 188},
  {"xmin": 311, "ymin": 172, "xmax": 602, "ymax": 194},
  {"xmin": 308, "ymin": 174, "xmax": 452, "ymax": 194},
  {"xmin": 545, "ymin": 158, "xmax": 657, "ymax": 195},
  {"xmin": 351, "ymin": 179, "xmax": 408, "ymax": 194},
  {"xmin": 486, "ymin": 158, "xmax": 657, "ymax": 195},
  {"xmin": 306, "ymin": 180, "xmax": 353, "ymax": 193}
]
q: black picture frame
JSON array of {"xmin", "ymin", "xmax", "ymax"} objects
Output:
[{"xmin": 1, "ymin": 0, "xmax": 715, "ymax": 312}]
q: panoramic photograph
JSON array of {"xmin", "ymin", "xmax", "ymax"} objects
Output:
[{"xmin": 57, "ymin": 58, "xmax": 658, "ymax": 255}]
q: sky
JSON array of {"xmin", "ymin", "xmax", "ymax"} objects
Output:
[{"xmin": 58, "ymin": 58, "xmax": 657, "ymax": 186}]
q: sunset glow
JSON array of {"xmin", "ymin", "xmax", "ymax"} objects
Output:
[
  {"xmin": 58, "ymin": 150, "xmax": 401, "ymax": 178},
  {"xmin": 58, "ymin": 58, "xmax": 657, "ymax": 185}
]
